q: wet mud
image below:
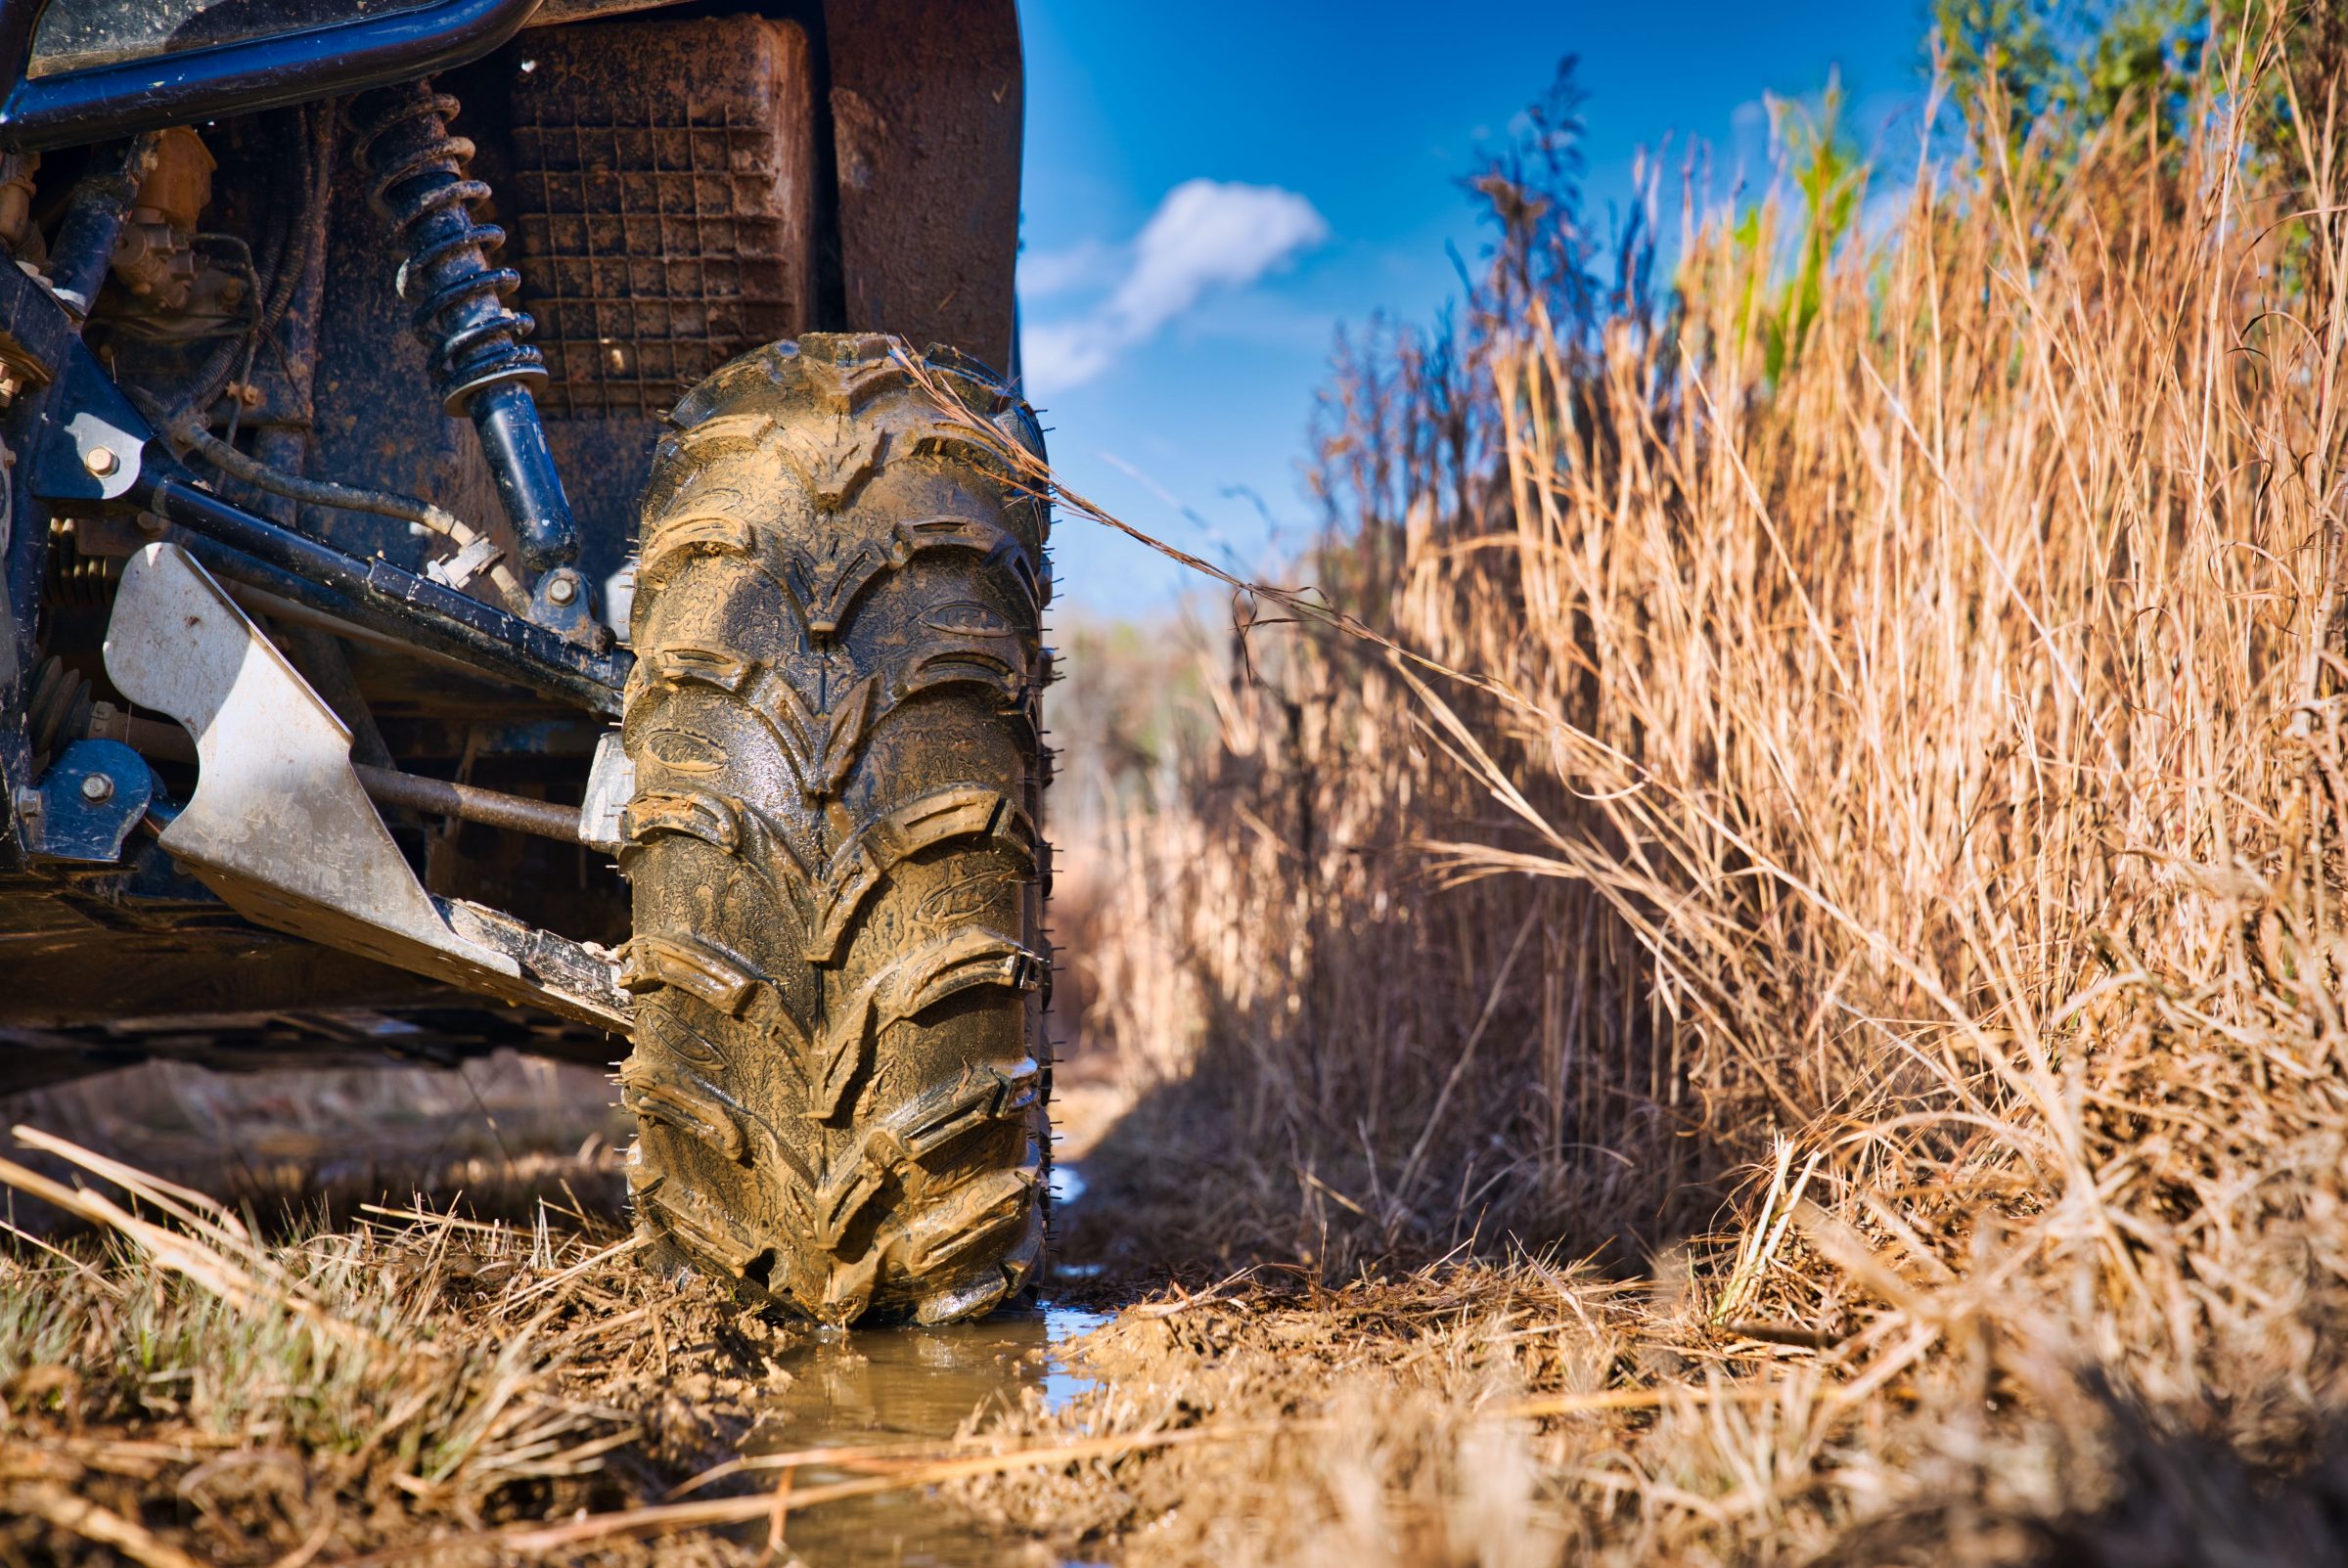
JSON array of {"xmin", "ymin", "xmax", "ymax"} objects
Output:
[{"xmin": 746, "ymin": 1301, "xmax": 1106, "ymax": 1567}]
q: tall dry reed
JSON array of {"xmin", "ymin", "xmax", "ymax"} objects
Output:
[{"xmin": 1056, "ymin": 31, "xmax": 2348, "ymax": 1451}]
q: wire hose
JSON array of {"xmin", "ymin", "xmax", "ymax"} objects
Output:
[
  {"xmin": 174, "ymin": 104, "xmax": 335, "ymax": 423},
  {"xmin": 134, "ymin": 388, "xmax": 528, "ymax": 613}
]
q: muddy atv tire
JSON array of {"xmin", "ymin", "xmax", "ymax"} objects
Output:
[{"xmin": 616, "ymin": 333, "xmax": 1051, "ymax": 1325}]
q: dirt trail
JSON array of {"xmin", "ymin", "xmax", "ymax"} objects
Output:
[
  {"xmin": 11, "ymin": 1059, "xmax": 2320, "ymax": 1568},
  {"xmin": 0, "ymin": 1058, "xmax": 1144, "ymax": 1566}
]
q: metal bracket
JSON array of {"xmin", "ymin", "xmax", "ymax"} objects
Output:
[
  {"xmin": 526, "ymin": 564, "xmax": 611, "ymax": 649},
  {"xmin": 578, "ymin": 730, "xmax": 633, "ymax": 855},
  {"xmin": 423, "ymin": 532, "xmax": 503, "ymax": 594},
  {"xmin": 21, "ymin": 738, "xmax": 152, "ymax": 862},
  {"xmin": 102, "ymin": 541, "xmax": 630, "ymax": 1032},
  {"xmin": 27, "ymin": 349, "xmax": 154, "ymax": 507}
]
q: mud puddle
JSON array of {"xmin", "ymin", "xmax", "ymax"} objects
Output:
[{"xmin": 744, "ymin": 1301, "xmax": 1105, "ymax": 1565}]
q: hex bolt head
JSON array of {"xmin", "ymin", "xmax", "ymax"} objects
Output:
[
  {"xmin": 84, "ymin": 445, "xmax": 118, "ymax": 477},
  {"xmin": 545, "ymin": 574, "xmax": 579, "ymax": 605},
  {"xmin": 79, "ymin": 772, "xmax": 113, "ymax": 803}
]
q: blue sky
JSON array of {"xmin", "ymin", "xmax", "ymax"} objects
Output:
[{"xmin": 1016, "ymin": 0, "xmax": 1934, "ymax": 615}]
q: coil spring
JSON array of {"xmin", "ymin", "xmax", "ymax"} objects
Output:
[
  {"xmin": 43, "ymin": 518, "xmax": 120, "ymax": 610},
  {"xmin": 24, "ymin": 651, "xmax": 91, "ymax": 776},
  {"xmin": 351, "ymin": 84, "xmax": 544, "ymax": 411}
]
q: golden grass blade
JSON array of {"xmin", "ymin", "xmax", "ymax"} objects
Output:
[{"xmin": 3, "ymin": 1483, "xmax": 213, "ymax": 1568}]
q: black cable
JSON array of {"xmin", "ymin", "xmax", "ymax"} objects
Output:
[
  {"xmin": 188, "ymin": 231, "xmax": 260, "ymax": 343},
  {"xmin": 177, "ymin": 187, "xmax": 288, "ymax": 414},
  {"xmin": 131, "ymin": 386, "xmax": 527, "ymax": 612},
  {"xmin": 176, "ymin": 103, "xmax": 333, "ymax": 421}
]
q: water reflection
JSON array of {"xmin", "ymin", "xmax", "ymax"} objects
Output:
[{"xmin": 744, "ymin": 1302, "xmax": 1106, "ymax": 1567}]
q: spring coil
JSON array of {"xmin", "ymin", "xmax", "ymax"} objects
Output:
[
  {"xmin": 24, "ymin": 651, "xmax": 91, "ymax": 776},
  {"xmin": 351, "ymin": 84, "xmax": 544, "ymax": 414},
  {"xmin": 43, "ymin": 518, "xmax": 120, "ymax": 610}
]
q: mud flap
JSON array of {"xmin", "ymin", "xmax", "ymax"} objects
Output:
[{"xmin": 102, "ymin": 541, "xmax": 631, "ymax": 1031}]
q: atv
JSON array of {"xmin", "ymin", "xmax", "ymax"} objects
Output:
[{"xmin": 0, "ymin": 0, "xmax": 1052, "ymax": 1326}]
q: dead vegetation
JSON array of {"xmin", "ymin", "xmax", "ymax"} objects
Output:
[
  {"xmin": 951, "ymin": 19, "xmax": 2348, "ymax": 1567},
  {"xmin": 0, "ymin": 1124, "xmax": 791, "ymax": 1566}
]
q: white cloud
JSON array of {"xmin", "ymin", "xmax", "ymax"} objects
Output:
[
  {"xmin": 1019, "ymin": 238, "xmax": 1118, "ymax": 298},
  {"xmin": 1021, "ymin": 320, "xmax": 1119, "ymax": 391},
  {"xmin": 1022, "ymin": 179, "xmax": 1329, "ymax": 394}
]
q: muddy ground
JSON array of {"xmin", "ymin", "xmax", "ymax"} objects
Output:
[
  {"xmin": 5, "ymin": 1055, "xmax": 2340, "ymax": 1568},
  {"xmin": 0, "ymin": 1054, "xmax": 1240, "ymax": 1567}
]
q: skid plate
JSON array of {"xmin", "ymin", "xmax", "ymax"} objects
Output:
[{"xmin": 102, "ymin": 541, "xmax": 629, "ymax": 1031}]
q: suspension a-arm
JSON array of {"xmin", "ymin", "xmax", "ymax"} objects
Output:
[{"xmin": 36, "ymin": 345, "xmax": 630, "ymax": 715}]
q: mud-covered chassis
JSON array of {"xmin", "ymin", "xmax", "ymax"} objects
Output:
[{"xmin": 0, "ymin": 0, "xmax": 1027, "ymax": 1100}]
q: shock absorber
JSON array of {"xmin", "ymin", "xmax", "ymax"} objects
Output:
[{"xmin": 352, "ymin": 82, "xmax": 581, "ymax": 582}]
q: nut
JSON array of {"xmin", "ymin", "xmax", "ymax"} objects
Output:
[
  {"xmin": 78, "ymin": 772, "xmax": 113, "ymax": 803},
  {"xmin": 84, "ymin": 445, "xmax": 118, "ymax": 477},
  {"xmin": 545, "ymin": 574, "xmax": 579, "ymax": 606}
]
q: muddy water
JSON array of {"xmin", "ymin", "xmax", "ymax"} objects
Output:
[{"xmin": 744, "ymin": 1166, "xmax": 1105, "ymax": 1565}]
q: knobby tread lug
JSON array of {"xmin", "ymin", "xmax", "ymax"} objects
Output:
[
  {"xmin": 617, "ymin": 1058, "xmax": 747, "ymax": 1162},
  {"xmin": 809, "ymin": 924, "xmax": 1041, "ymax": 1120},
  {"xmin": 638, "ymin": 506, "xmax": 757, "ymax": 589},
  {"xmin": 804, "ymin": 785, "xmax": 1035, "ymax": 963},
  {"xmin": 619, "ymin": 933, "xmax": 760, "ymax": 1015},
  {"xmin": 621, "ymin": 333, "xmax": 1052, "ymax": 1325},
  {"xmin": 621, "ymin": 789, "xmax": 744, "ymax": 854},
  {"xmin": 747, "ymin": 665, "xmax": 880, "ymax": 801},
  {"xmin": 902, "ymin": 1165, "xmax": 1036, "ymax": 1274},
  {"xmin": 639, "ymin": 645, "xmax": 755, "ymax": 694}
]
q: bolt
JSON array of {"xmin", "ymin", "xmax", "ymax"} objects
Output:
[
  {"xmin": 546, "ymin": 574, "xmax": 579, "ymax": 606},
  {"xmin": 79, "ymin": 772, "xmax": 113, "ymax": 803},
  {"xmin": 84, "ymin": 445, "xmax": 118, "ymax": 478}
]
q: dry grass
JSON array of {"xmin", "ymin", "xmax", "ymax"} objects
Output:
[
  {"xmin": 0, "ymin": 1127, "xmax": 795, "ymax": 1565},
  {"xmin": 949, "ymin": 26, "xmax": 2348, "ymax": 1567}
]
